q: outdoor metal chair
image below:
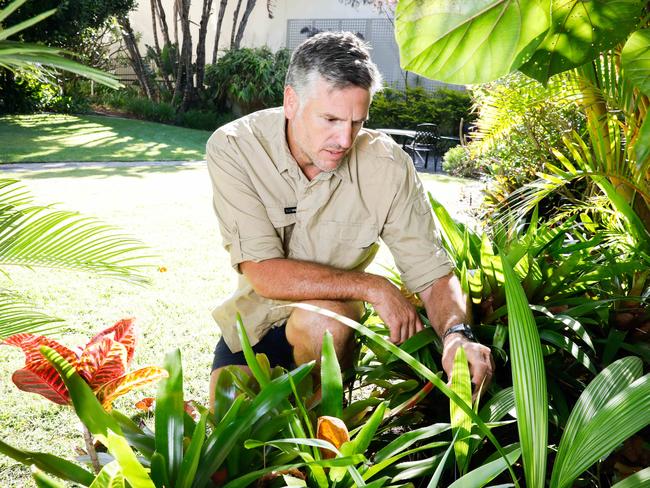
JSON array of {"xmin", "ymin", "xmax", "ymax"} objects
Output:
[{"xmin": 404, "ymin": 123, "xmax": 441, "ymax": 170}]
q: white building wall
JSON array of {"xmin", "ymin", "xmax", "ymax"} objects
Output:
[{"xmin": 129, "ymin": 0, "xmax": 385, "ymax": 56}]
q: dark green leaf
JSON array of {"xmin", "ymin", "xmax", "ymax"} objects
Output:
[{"xmin": 155, "ymin": 349, "xmax": 184, "ymax": 484}]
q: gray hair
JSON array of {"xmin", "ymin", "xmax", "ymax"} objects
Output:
[{"xmin": 285, "ymin": 31, "xmax": 383, "ymax": 100}]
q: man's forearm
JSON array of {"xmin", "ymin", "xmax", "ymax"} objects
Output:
[
  {"xmin": 240, "ymin": 258, "xmax": 385, "ymax": 303},
  {"xmin": 418, "ymin": 273, "xmax": 468, "ymax": 338}
]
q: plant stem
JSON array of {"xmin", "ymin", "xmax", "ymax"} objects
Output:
[{"xmin": 82, "ymin": 423, "xmax": 101, "ymax": 474}]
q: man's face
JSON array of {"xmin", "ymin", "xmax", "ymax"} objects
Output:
[{"xmin": 284, "ymin": 76, "xmax": 371, "ymax": 178}]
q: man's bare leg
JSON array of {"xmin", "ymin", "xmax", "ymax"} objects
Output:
[
  {"xmin": 285, "ymin": 299, "xmax": 364, "ymax": 371},
  {"xmin": 210, "ymin": 300, "xmax": 362, "ymax": 409}
]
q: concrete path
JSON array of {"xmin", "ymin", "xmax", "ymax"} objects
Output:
[{"xmin": 1, "ymin": 160, "xmax": 205, "ymax": 172}]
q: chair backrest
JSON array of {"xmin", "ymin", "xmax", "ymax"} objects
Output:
[{"xmin": 413, "ymin": 123, "xmax": 440, "ymax": 147}]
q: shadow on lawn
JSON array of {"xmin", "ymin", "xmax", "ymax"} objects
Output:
[
  {"xmin": 6, "ymin": 163, "xmax": 202, "ymax": 180},
  {"xmin": 0, "ymin": 114, "xmax": 209, "ymax": 163}
]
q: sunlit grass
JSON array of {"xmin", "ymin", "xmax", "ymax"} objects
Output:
[{"xmin": 0, "ymin": 114, "xmax": 211, "ymax": 163}]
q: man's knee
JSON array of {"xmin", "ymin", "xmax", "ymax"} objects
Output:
[{"xmin": 286, "ymin": 300, "xmax": 363, "ymax": 365}]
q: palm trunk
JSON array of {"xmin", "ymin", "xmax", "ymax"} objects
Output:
[
  {"xmin": 150, "ymin": 0, "xmax": 173, "ymax": 93},
  {"xmin": 119, "ymin": 15, "xmax": 155, "ymax": 101},
  {"xmin": 196, "ymin": 0, "xmax": 214, "ymax": 90},
  {"xmin": 233, "ymin": 0, "xmax": 256, "ymax": 49},
  {"xmin": 211, "ymin": 0, "xmax": 228, "ymax": 64},
  {"xmin": 230, "ymin": 0, "xmax": 244, "ymax": 48}
]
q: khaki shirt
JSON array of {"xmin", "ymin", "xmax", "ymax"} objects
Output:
[{"xmin": 207, "ymin": 107, "xmax": 453, "ymax": 352}]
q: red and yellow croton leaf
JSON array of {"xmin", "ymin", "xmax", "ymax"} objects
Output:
[
  {"xmin": 78, "ymin": 337, "xmax": 128, "ymax": 390},
  {"xmin": 2, "ymin": 334, "xmax": 79, "ymax": 405},
  {"xmin": 85, "ymin": 318, "xmax": 136, "ymax": 365},
  {"xmin": 95, "ymin": 366, "xmax": 168, "ymax": 410}
]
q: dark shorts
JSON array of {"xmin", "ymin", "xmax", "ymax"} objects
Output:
[{"xmin": 211, "ymin": 323, "xmax": 295, "ymax": 371}]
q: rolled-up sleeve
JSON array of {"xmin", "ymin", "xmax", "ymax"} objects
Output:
[
  {"xmin": 207, "ymin": 132, "xmax": 285, "ymax": 272},
  {"xmin": 380, "ymin": 149, "xmax": 454, "ymax": 292}
]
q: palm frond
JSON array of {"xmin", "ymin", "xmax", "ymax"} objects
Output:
[
  {"xmin": 0, "ymin": 0, "xmax": 121, "ymax": 88},
  {"xmin": 0, "ymin": 288, "xmax": 64, "ymax": 340},
  {"xmin": 0, "ymin": 179, "xmax": 152, "ymax": 284}
]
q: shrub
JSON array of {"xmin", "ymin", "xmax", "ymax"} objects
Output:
[
  {"xmin": 442, "ymin": 145, "xmax": 480, "ymax": 178},
  {"xmin": 177, "ymin": 109, "xmax": 235, "ymax": 131},
  {"xmin": 368, "ymin": 86, "xmax": 473, "ymax": 136},
  {"xmin": 0, "ymin": 69, "xmax": 89, "ymax": 115},
  {"xmin": 204, "ymin": 47, "xmax": 290, "ymax": 114}
]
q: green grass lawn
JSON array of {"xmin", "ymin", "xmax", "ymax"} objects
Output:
[
  {"xmin": 0, "ymin": 164, "xmax": 480, "ymax": 485},
  {"xmin": 0, "ymin": 114, "xmax": 211, "ymax": 163}
]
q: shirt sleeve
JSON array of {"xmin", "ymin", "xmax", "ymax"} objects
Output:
[
  {"xmin": 380, "ymin": 147, "xmax": 454, "ymax": 293},
  {"xmin": 207, "ymin": 131, "xmax": 285, "ymax": 272}
]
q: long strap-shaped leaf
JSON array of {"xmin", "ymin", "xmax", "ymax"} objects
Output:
[
  {"xmin": 0, "ymin": 437, "xmax": 94, "ymax": 486},
  {"xmin": 551, "ymin": 356, "xmax": 642, "ymax": 483},
  {"xmin": 287, "ymin": 303, "xmax": 519, "ymax": 487},
  {"xmin": 500, "ymin": 252, "xmax": 548, "ymax": 488},
  {"xmin": 450, "ymin": 345, "xmax": 472, "ymax": 474},
  {"xmin": 321, "ymin": 330, "xmax": 343, "ymax": 419},
  {"xmin": 155, "ymin": 349, "xmax": 184, "ymax": 485},
  {"xmin": 552, "ymin": 370, "xmax": 650, "ymax": 488}
]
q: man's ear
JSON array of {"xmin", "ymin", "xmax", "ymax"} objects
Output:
[{"xmin": 284, "ymin": 85, "xmax": 298, "ymax": 120}]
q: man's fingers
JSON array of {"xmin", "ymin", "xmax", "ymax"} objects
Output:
[{"xmin": 415, "ymin": 315, "xmax": 424, "ymax": 333}]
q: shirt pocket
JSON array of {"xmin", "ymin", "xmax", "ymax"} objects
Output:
[
  {"xmin": 266, "ymin": 206, "xmax": 296, "ymax": 255},
  {"xmin": 316, "ymin": 221, "xmax": 379, "ymax": 270}
]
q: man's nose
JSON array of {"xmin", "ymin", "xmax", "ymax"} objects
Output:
[{"xmin": 335, "ymin": 124, "xmax": 353, "ymax": 149}]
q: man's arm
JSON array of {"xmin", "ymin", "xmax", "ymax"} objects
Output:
[
  {"xmin": 419, "ymin": 273, "xmax": 494, "ymax": 394},
  {"xmin": 240, "ymin": 258, "xmax": 422, "ymax": 344}
]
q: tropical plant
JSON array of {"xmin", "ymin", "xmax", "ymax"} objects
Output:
[
  {"xmin": 0, "ymin": 178, "xmax": 150, "ymax": 339},
  {"xmin": 2, "ymin": 317, "xmax": 166, "ymax": 474},
  {"xmin": 2, "ymin": 317, "xmax": 165, "ymax": 409},
  {"xmin": 0, "ymin": 0, "xmax": 121, "ymax": 87},
  {"xmin": 204, "ymin": 47, "xmax": 290, "ymax": 114}
]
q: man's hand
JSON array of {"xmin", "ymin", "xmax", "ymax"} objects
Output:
[
  {"xmin": 442, "ymin": 334, "xmax": 494, "ymax": 399},
  {"xmin": 367, "ymin": 276, "xmax": 422, "ymax": 344}
]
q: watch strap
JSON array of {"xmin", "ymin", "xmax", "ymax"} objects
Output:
[{"xmin": 442, "ymin": 323, "xmax": 476, "ymax": 342}]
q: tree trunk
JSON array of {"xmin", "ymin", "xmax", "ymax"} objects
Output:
[
  {"xmin": 196, "ymin": 0, "xmax": 214, "ymax": 90},
  {"xmin": 211, "ymin": 0, "xmax": 228, "ymax": 64},
  {"xmin": 118, "ymin": 15, "xmax": 155, "ymax": 100},
  {"xmin": 150, "ymin": 0, "xmax": 173, "ymax": 93},
  {"xmin": 233, "ymin": 0, "xmax": 256, "ymax": 49},
  {"xmin": 173, "ymin": 0, "xmax": 194, "ymax": 111},
  {"xmin": 230, "ymin": 0, "xmax": 244, "ymax": 48}
]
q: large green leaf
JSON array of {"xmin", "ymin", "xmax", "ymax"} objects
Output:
[
  {"xmin": 520, "ymin": 0, "xmax": 643, "ymax": 84},
  {"xmin": 0, "ymin": 438, "xmax": 94, "ymax": 486},
  {"xmin": 105, "ymin": 431, "xmax": 154, "ymax": 488},
  {"xmin": 155, "ymin": 349, "xmax": 184, "ymax": 484},
  {"xmin": 611, "ymin": 466, "xmax": 650, "ymax": 488},
  {"xmin": 89, "ymin": 461, "xmax": 125, "ymax": 488},
  {"xmin": 395, "ymin": 0, "xmax": 550, "ymax": 84},
  {"xmin": 621, "ymin": 28, "xmax": 650, "ymax": 95},
  {"xmin": 175, "ymin": 412, "xmax": 207, "ymax": 488},
  {"xmin": 550, "ymin": 357, "xmax": 648, "ymax": 488},
  {"xmin": 320, "ymin": 330, "xmax": 343, "ymax": 419},
  {"xmin": 31, "ymin": 466, "xmax": 66, "ymax": 488},
  {"xmin": 449, "ymin": 345, "xmax": 472, "ymax": 474},
  {"xmin": 500, "ymin": 252, "xmax": 547, "ymax": 488},
  {"xmin": 448, "ymin": 445, "xmax": 521, "ymax": 488},
  {"xmin": 41, "ymin": 346, "xmax": 121, "ymax": 439}
]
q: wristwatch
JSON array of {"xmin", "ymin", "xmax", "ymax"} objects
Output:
[{"xmin": 442, "ymin": 323, "xmax": 476, "ymax": 342}]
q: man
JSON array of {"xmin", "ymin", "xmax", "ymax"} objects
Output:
[{"xmin": 207, "ymin": 32, "xmax": 493, "ymax": 405}]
